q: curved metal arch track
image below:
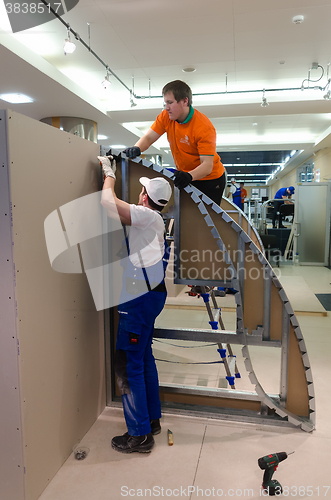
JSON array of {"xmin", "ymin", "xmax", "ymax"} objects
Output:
[{"xmin": 111, "ymin": 151, "xmax": 315, "ymax": 432}]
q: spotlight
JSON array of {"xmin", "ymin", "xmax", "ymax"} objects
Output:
[
  {"xmin": 324, "ymin": 90, "xmax": 331, "ymax": 100},
  {"xmin": 64, "ymin": 26, "xmax": 76, "ymax": 54},
  {"xmin": 102, "ymin": 72, "xmax": 111, "ymax": 89},
  {"xmin": 130, "ymin": 91, "xmax": 137, "ymax": 107},
  {"xmin": 261, "ymin": 89, "xmax": 269, "ymax": 107},
  {"xmin": 64, "ymin": 38, "xmax": 76, "ymax": 54}
]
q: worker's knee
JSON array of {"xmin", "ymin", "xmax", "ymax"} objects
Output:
[{"xmin": 114, "ymin": 350, "xmax": 131, "ymax": 395}]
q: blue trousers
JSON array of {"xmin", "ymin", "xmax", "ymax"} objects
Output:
[
  {"xmin": 272, "ymin": 200, "xmax": 284, "ymax": 227},
  {"xmin": 114, "ymin": 289, "xmax": 166, "ymax": 436},
  {"xmin": 232, "ymin": 195, "xmax": 242, "ymax": 209}
]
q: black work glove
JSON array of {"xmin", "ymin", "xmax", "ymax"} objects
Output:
[
  {"xmin": 173, "ymin": 170, "xmax": 193, "ymax": 189},
  {"xmin": 122, "ymin": 146, "xmax": 141, "ymax": 159}
]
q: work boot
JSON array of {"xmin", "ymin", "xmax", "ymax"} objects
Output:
[
  {"xmin": 150, "ymin": 419, "xmax": 161, "ymax": 435},
  {"xmin": 111, "ymin": 432, "xmax": 154, "ymax": 453}
]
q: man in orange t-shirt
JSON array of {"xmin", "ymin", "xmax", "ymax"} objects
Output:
[
  {"xmin": 122, "ymin": 80, "xmax": 226, "ymax": 205},
  {"xmin": 240, "ymin": 182, "xmax": 247, "ymax": 210}
]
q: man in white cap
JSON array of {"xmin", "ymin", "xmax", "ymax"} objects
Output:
[
  {"xmin": 228, "ymin": 177, "xmax": 242, "ymax": 208},
  {"xmin": 99, "ymin": 155, "xmax": 172, "ymax": 454}
]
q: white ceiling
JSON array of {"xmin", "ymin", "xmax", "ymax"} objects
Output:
[{"xmin": 1, "ymin": 0, "xmax": 331, "ymax": 183}]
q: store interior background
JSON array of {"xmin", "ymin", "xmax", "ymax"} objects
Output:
[
  {"xmin": 1, "ymin": 1, "xmax": 331, "ymax": 499},
  {"xmin": 2, "ymin": 0, "xmax": 331, "ymax": 191}
]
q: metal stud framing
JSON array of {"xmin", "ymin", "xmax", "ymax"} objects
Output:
[{"xmin": 109, "ymin": 151, "xmax": 315, "ymax": 432}]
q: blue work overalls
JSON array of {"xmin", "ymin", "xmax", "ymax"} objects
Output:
[
  {"xmin": 114, "ymin": 238, "xmax": 169, "ymax": 436},
  {"xmin": 232, "ymin": 184, "xmax": 242, "ymax": 209}
]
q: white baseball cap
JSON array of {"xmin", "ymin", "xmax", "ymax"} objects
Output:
[
  {"xmin": 139, "ymin": 177, "xmax": 172, "ymax": 206},
  {"xmin": 231, "ymin": 177, "xmax": 235, "ymax": 182}
]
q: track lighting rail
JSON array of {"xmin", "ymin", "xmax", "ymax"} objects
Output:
[
  {"xmin": 39, "ymin": 0, "xmax": 132, "ymax": 94},
  {"xmin": 39, "ymin": 0, "xmax": 331, "ymax": 105}
]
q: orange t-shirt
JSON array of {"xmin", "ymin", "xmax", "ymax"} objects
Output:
[
  {"xmin": 151, "ymin": 107, "xmax": 224, "ymax": 181},
  {"xmin": 241, "ymin": 188, "xmax": 247, "ymax": 202}
]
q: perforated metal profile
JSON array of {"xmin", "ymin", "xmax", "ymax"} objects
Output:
[{"xmin": 108, "ymin": 151, "xmax": 315, "ymax": 432}]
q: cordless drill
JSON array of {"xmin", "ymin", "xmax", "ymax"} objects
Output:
[{"xmin": 258, "ymin": 451, "xmax": 294, "ymax": 496}]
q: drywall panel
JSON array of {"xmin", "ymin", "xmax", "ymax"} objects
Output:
[
  {"xmin": 180, "ymin": 190, "xmax": 234, "ymax": 281},
  {"xmin": 221, "ymin": 197, "xmax": 262, "ymax": 251},
  {"xmin": 159, "ymin": 391, "xmax": 261, "ymax": 412},
  {"xmin": 287, "ymin": 326, "xmax": 309, "ymax": 417},
  {"xmin": 0, "ymin": 111, "xmax": 25, "ymax": 500},
  {"xmin": 242, "ymin": 247, "xmax": 264, "ymax": 332},
  {"xmin": 3, "ymin": 110, "xmax": 105, "ymax": 500}
]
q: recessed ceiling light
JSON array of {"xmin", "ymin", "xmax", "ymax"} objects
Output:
[
  {"xmin": 0, "ymin": 93, "xmax": 33, "ymax": 103},
  {"xmin": 110, "ymin": 144, "xmax": 126, "ymax": 149},
  {"xmin": 182, "ymin": 67, "xmax": 196, "ymax": 73},
  {"xmin": 252, "ymin": 122, "xmax": 258, "ymax": 126},
  {"xmin": 97, "ymin": 135, "xmax": 108, "ymax": 140}
]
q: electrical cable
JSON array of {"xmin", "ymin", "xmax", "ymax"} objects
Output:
[
  {"xmin": 301, "ymin": 64, "xmax": 325, "ymax": 90},
  {"xmin": 153, "ymin": 339, "xmax": 218, "ymax": 349},
  {"xmin": 155, "ymin": 358, "xmax": 223, "ymax": 365}
]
